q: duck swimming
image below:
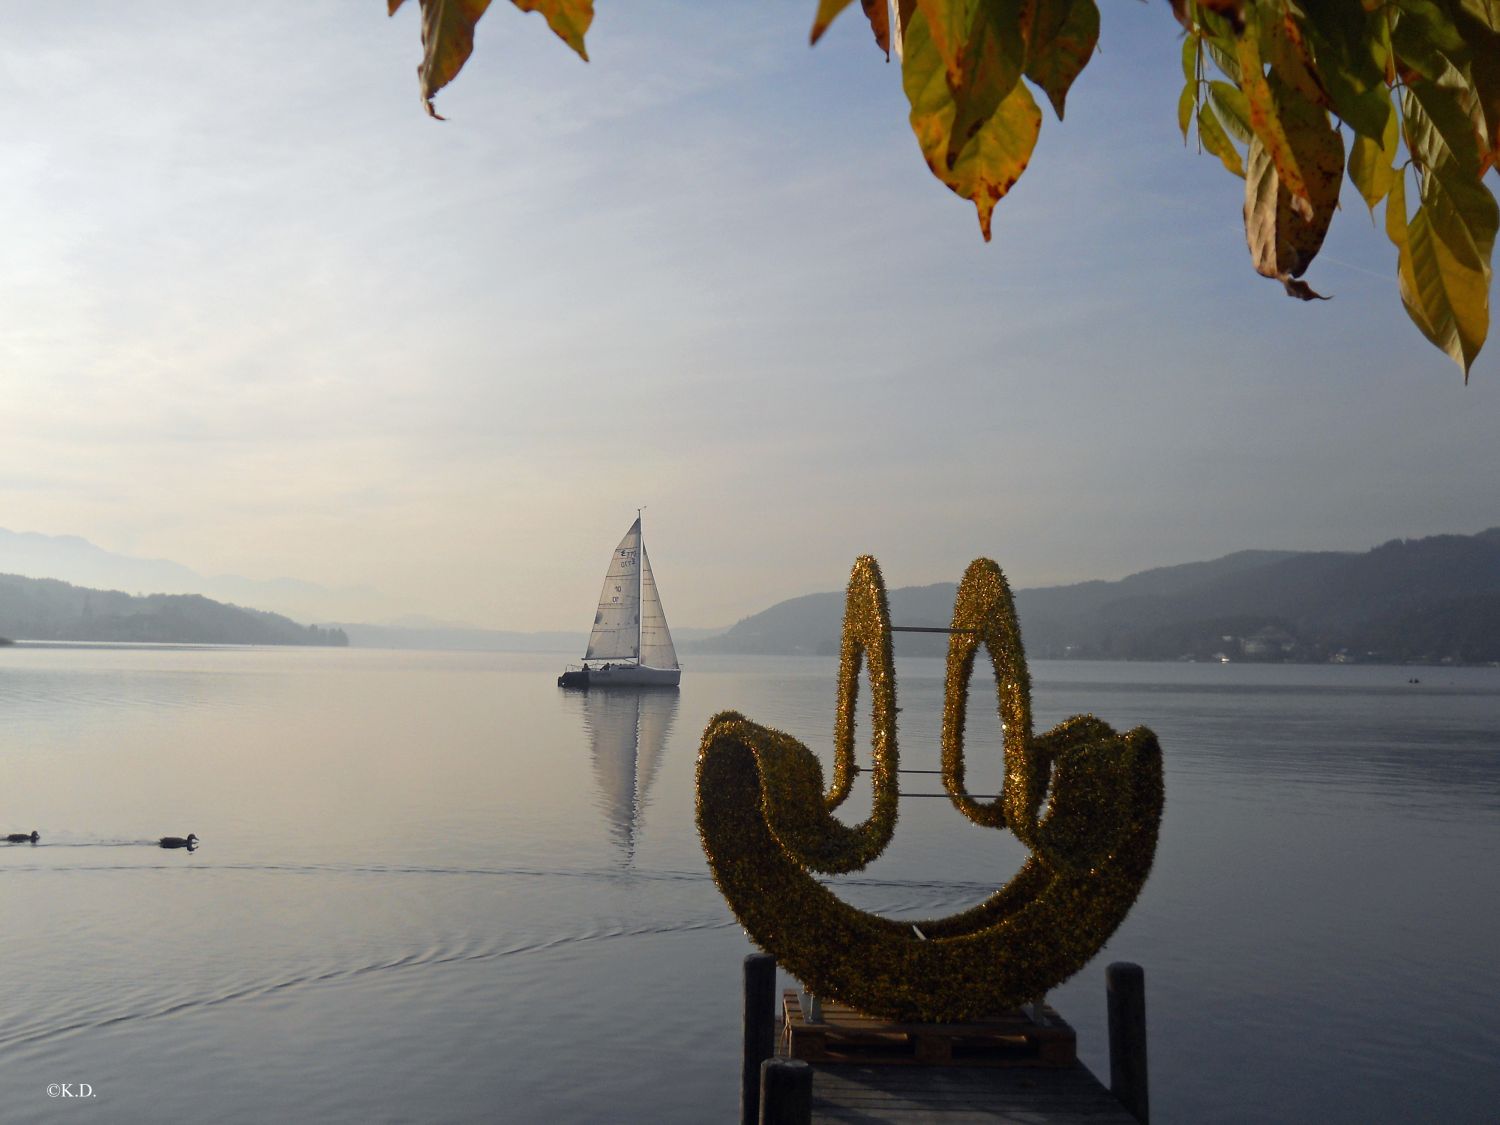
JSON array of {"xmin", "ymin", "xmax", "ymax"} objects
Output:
[
  {"xmin": 159, "ymin": 834, "xmax": 198, "ymax": 849},
  {"xmin": 5, "ymin": 830, "xmax": 39, "ymax": 843}
]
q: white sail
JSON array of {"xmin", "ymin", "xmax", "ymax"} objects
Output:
[
  {"xmin": 638, "ymin": 542, "xmax": 678, "ymax": 671},
  {"xmin": 584, "ymin": 519, "xmax": 641, "ymax": 661}
]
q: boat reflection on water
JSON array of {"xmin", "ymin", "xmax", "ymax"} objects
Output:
[{"xmin": 576, "ymin": 688, "xmax": 679, "ymax": 863}]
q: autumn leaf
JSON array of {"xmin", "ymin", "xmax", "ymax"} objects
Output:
[
  {"xmin": 1198, "ymin": 102, "xmax": 1244, "ymax": 177},
  {"xmin": 1243, "ymin": 110, "xmax": 1342, "ymax": 292},
  {"xmin": 1387, "ymin": 171, "xmax": 1491, "ymax": 379},
  {"xmin": 397, "ymin": 0, "xmax": 493, "ymax": 118},
  {"xmin": 1235, "ymin": 25, "xmax": 1318, "ymax": 220},
  {"xmin": 810, "ymin": 0, "xmax": 891, "ymax": 56},
  {"xmin": 1395, "ymin": 83, "xmax": 1498, "ymax": 376},
  {"xmin": 903, "ymin": 2, "xmax": 1041, "ymax": 240},
  {"xmin": 810, "ymin": 0, "xmax": 857, "ymax": 46},
  {"xmin": 946, "ymin": 0, "xmax": 1030, "ymax": 167},
  {"xmin": 1265, "ymin": 9, "xmax": 1329, "ymax": 110},
  {"xmin": 1348, "ymin": 107, "xmax": 1399, "ymax": 214},
  {"xmin": 513, "ymin": 0, "xmax": 594, "ymax": 62},
  {"xmin": 1171, "ymin": 0, "xmax": 1245, "ymax": 34},
  {"xmin": 911, "ymin": 0, "xmax": 968, "ymax": 90},
  {"xmin": 1178, "ymin": 79, "xmax": 1196, "ymax": 141},
  {"xmin": 862, "ymin": 0, "xmax": 893, "ymax": 57},
  {"xmin": 1207, "ymin": 80, "xmax": 1252, "ymax": 144},
  {"xmin": 393, "ymin": 0, "xmax": 592, "ymax": 118},
  {"xmin": 1246, "ymin": 71, "xmax": 1343, "ymax": 281},
  {"xmin": 1463, "ymin": 27, "xmax": 1500, "ymax": 174},
  {"xmin": 1024, "ymin": 0, "xmax": 1100, "ymax": 120}
]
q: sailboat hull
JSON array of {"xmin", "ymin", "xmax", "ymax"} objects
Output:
[{"xmin": 585, "ymin": 664, "xmax": 681, "ymax": 688}]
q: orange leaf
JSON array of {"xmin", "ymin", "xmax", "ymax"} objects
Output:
[{"xmin": 512, "ymin": 0, "xmax": 594, "ymax": 62}]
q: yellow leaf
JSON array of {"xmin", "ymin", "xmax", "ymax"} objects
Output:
[
  {"xmin": 1198, "ymin": 103, "xmax": 1244, "ymax": 177},
  {"xmin": 512, "ymin": 0, "xmax": 594, "ymax": 62},
  {"xmin": 903, "ymin": 4, "xmax": 1041, "ymax": 240},
  {"xmin": 1415, "ymin": 206, "xmax": 1490, "ymax": 374},
  {"xmin": 1387, "ymin": 171, "xmax": 1492, "ymax": 378},
  {"xmin": 1178, "ymin": 80, "xmax": 1196, "ymax": 141},
  {"xmin": 1348, "ymin": 108, "xmax": 1398, "ymax": 214}
]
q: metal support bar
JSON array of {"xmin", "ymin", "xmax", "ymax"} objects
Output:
[{"xmin": 899, "ymin": 792, "xmax": 1001, "ymax": 799}]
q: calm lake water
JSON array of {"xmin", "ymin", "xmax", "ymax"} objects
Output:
[{"xmin": 2, "ymin": 646, "xmax": 1497, "ymax": 1123}]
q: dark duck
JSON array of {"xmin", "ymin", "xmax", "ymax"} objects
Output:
[
  {"xmin": 159, "ymin": 834, "xmax": 198, "ymax": 849},
  {"xmin": 5, "ymin": 830, "xmax": 39, "ymax": 843}
]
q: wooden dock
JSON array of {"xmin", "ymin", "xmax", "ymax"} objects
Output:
[{"xmin": 741, "ymin": 956, "xmax": 1149, "ymax": 1125}]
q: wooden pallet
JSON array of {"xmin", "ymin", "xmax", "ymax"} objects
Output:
[{"xmin": 781, "ymin": 990, "xmax": 1076, "ymax": 1068}]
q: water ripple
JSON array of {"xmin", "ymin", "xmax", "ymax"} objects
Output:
[{"xmin": 0, "ymin": 889, "xmax": 962, "ymax": 1055}]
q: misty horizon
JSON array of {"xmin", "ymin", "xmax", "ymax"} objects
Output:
[{"xmin": 5, "ymin": 521, "xmax": 1497, "ymax": 643}]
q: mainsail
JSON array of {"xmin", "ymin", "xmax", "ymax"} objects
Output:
[
  {"xmin": 584, "ymin": 519, "xmax": 641, "ymax": 661},
  {"xmin": 583, "ymin": 516, "xmax": 679, "ymax": 671},
  {"xmin": 638, "ymin": 542, "xmax": 678, "ymax": 670}
]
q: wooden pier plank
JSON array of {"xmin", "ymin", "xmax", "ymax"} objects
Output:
[
  {"xmin": 782, "ymin": 992, "xmax": 1077, "ymax": 1070},
  {"xmin": 805, "ymin": 1061, "xmax": 1139, "ymax": 1123}
]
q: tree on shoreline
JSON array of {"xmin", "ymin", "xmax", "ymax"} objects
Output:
[{"xmin": 388, "ymin": 0, "xmax": 1498, "ymax": 378}]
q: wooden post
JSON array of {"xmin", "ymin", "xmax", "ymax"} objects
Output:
[
  {"xmin": 1107, "ymin": 961, "xmax": 1149, "ymax": 1124},
  {"xmin": 742, "ymin": 953, "xmax": 777, "ymax": 1125},
  {"xmin": 759, "ymin": 1057, "xmax": 812, "ymax": 1125}
]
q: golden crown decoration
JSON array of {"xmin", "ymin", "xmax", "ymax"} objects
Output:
[{"xmin": 696, "ymin": 556, "xmax": 1164, "ymax": 1023}]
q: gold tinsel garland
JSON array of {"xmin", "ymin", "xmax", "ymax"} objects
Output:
[{"xmin": 696, "ymin": 555, "xmax": 1164, "ymax": 1023}]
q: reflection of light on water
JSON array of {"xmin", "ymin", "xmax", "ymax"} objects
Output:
[{"xmin": 578, "ymin": 690, "xmax": 678, "ymax": 863}]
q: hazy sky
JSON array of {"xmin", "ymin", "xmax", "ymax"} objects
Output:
[{"xmin": 2, "ymin": 3, "xmax": 1496, "ymax": 631}]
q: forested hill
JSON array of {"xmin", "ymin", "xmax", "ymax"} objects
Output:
[
  {"xmin": 0, "ymin": 573, "xmax": 348, "ymax": 646},
  {"xmin": 688, "ymin": 529, "xmax": 1500, "ymax": 665}
]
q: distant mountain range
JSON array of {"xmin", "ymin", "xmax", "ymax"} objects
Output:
[
  {"xmin": 0, "ymin": 528, "xmax": 397, "ymax": 624},
  {"xmin": 0, "ymin": 573, "xmax": 347, "ymax": 647},
  {"xmin": 687, "ymin": 529, "xmax": 1500, "ymax": 665},
  {"xmin": 6, "ymin": 526, "xmax": 1497, "ymax": 662}
]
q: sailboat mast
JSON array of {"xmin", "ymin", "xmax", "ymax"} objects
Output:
[{"xmin": 642, "ymin": 510, "xmax": 648, "ymax": 666}]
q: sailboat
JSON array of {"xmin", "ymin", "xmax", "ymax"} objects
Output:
[{"xmin": 557, "ymin": 514, "xmax": 681, "ymax": 688}]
